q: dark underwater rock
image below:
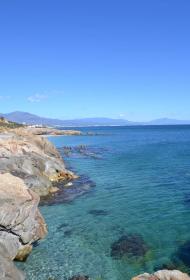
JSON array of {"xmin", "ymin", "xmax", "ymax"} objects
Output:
[
  {"xmin": 59, "ymin": 145, "xmax": 105, "ymax": 159},
  {"xmin": 57, "ymin": 223, "xmax": 69, "ymax": 230},
  {"xmin": 174, "ymin": 241, "xmax": 190, "ymax": 267},
  {"xmin": 184, "ymin": 194, "xmax": 190, "ymax": 206},
  {"xmin": 88, "ymin": 209, "xmax": 109, "ymax": 216},
  {"xmin": 69, "ymin": 276, "xmax": 89, "ymax": 280},
  {"xmin": 154, "ymin": 262, "xmax": 178, "ymax": 271},
  {"xmin": 155, "ymin": 241, "xmax": 190, "ymax": 274},
  {"xmin": 40, "ymin": 175, "xmax": 96, "ymax": 206},
  {"xmin": 111, "ymin": 233, "xmax": 149, "ymax": 259},
  {"xmin": 32, "ymin": 240, "xmax": 40, "ymax": 248},
  {"xmin": 64, "ymin": 230, "xmax": 73, "ymax": 237}
]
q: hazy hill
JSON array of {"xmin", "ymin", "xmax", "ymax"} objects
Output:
[
  {"xmin": 0, "ymin": 116, "xmax": 23, "ymax": 130},
  {"xmin": 1, "ymin": 112, "xmax": 190, "ymax": 127},
  {"xmin": 0, "ymin": 111, "xmax": 137, "ymax": 126},
  {"xmin": 147, "ymin": 118, "xmax": 190, "ymax": 125}
]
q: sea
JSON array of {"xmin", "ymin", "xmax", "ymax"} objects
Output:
[{"xmin": 18, "ymin": 125, "xmax": 190, "ymax": 280}]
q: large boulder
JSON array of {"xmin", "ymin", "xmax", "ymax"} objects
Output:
[
  {"xmin": 132, "ymin": 270, "xmax": 190, "ymax": 280},
  {"xmin": 0, "ymin": 173, "xmax": 47, "ymax": 261}
]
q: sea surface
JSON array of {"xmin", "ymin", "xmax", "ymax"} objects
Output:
[{"xmin": 18, "ymin": 126, "xmax": 190, "ymax": 280}]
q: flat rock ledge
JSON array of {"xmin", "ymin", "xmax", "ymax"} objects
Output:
[
  {"xmin": 14, "ymin": 126, "xmax": 82, "ymax": 136},
  {"xmin": 132, "ymin": 270, "xmax": 190, "ymax": 280}
]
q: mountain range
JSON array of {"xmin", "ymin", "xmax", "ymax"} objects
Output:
[{"xmin": 1, "ymin": 111, "xmax": 190, "ymax": 127}]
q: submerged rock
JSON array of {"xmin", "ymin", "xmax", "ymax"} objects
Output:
[
  {"xmin": 69, "ymin": 276, "xmax": 90, "ymax": 280},
  {"xmin": 40, "ymin": 175, "xmax": 96, "ymax": 206},
  {"xmin": 57, "ymin": 223, "xmax": 69, "ymax": 230},
  {"xmin": 64, "ymin": 229, "xmax": 73, "ymax": 237},
  {"xmin": 132, "ymin": 270, "xmax": 190, "ymax": 280},
  {"xmin": 174, "ymin": 241, "xmax": 190, "ymax": 267},
  {"xmin": 88, "ymin": 209, "xmax": 109, "ymax": 216},
  {"xmin": 59, "ymin": 145, "xmax": 103, "ymax": 159},
  {"xmin": 111, "ymin": 233, "xmax": 149, "ymax": 259},
  {"xmin": 154, "ymin": 262, "xmax": 178, "ymax": 271}
]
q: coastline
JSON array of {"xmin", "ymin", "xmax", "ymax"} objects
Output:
[
  {"xmin": 0, "ymin": 127, "xmax": 79, "ymax": 279},
  {"xmin": 0, "ymin": 125, "xmax": 190, "ymax": 280}
]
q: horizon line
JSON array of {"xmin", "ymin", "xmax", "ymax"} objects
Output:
[{"xmin": 1, "ymin": 111, "xmax": 190, "ymax": 123}]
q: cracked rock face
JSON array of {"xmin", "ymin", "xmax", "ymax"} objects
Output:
[
  {"xmin": 0, "ymin": 173, "xmax": 47, "ymax": 279},
  {"xmin": 132, "ymin": 270, "xmax": 190, "ymax": 280}
]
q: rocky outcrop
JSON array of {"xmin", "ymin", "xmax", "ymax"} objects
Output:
[
  {"xmin": 0, "ymin": 131, "xmax": 77, "ymax": 196},
  {"xmin": 132, "ymin": 270, "xmax": 190, "ymax": 280},
  {"xmin": 0, "ymin": 130, "xmax": 78, "ymax": 278},
  {"xmin": 0, "ymin": 173, "xmax": 47, "ymax": 279}
]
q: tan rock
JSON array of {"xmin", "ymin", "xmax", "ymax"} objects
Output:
[
  {"xmin": 132, "ymin": 270, "xmax": 190, "ymax": 280},
  {"xmin": 15, "ymin": 244, "xmax": 33, "ymax": 261},
  {"xmin": 49, "ymin": 186, "xmax": 59, "ymax": 193},
  {"xmin": 155, "ymin": 270, "xmax": 190, "ymax": 280}
]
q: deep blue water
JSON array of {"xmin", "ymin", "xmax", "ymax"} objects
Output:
[{"xmin": 18, "ymin": 126, "xmax": 190, "ymax": 280}]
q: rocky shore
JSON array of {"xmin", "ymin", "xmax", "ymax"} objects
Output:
[
  {"xmin": 0, "ymin": 128, "xmax": 77, "ymax": 279},
  {"xmin": 1, "ymin": 126, "xmax": 190, "ymax": 280}
]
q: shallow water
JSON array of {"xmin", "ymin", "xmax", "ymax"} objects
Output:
[{"xmin": 18, "ymin": 126, "xmax": 190, "ymax": 280}]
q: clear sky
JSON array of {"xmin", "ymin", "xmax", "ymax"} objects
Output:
[{"xmin": 0, "ymin": 0, "xmax": 189, "ymax": 121}]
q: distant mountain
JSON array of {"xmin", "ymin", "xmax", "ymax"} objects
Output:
[
  {"xmin": 0, "ymin": 112, "xmax": 190, "ymax": 127},
  {"xmin": 146, "ymin": 118, "xmax": 190, "ymax": 125},
  {"xmin": 0, "ymin": 111, "xmax": 137, "ymax": 127}
]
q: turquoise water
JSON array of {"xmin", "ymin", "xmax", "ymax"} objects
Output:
[{"xmin": 18, "ymin": 126, "xmax": 190, "ymax": 280}]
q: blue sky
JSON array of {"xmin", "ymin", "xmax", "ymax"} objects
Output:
[{"xmin": 0, "ymin": 0, "xmax": 189, "ymax": 121}]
